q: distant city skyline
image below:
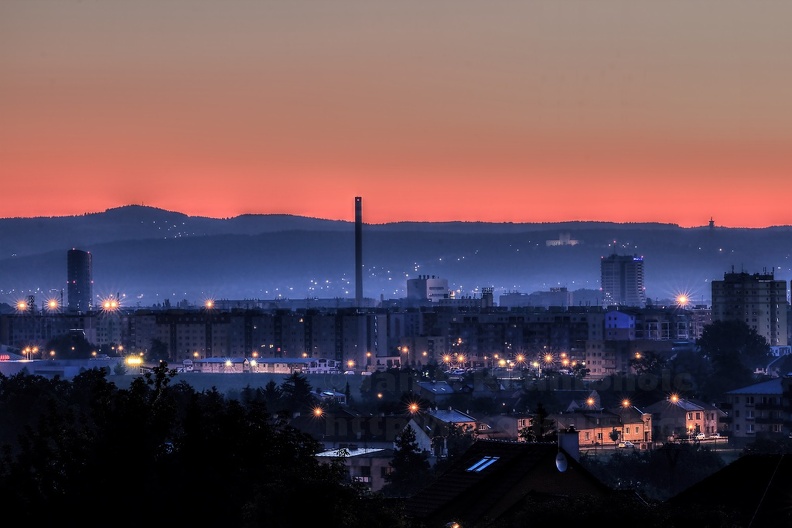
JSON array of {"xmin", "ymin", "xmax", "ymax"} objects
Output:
[{"xmin": 3, "ymin": 1, "xmax": 791, "ymax": 227}]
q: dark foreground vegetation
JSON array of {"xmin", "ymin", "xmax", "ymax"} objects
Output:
[
  {"xmin": 0, "ymin": 364, "xmax": 407, "ymax": 527},
  {"xmin": 1, "ymin": 363, "xmax": 788, "ymax": 527}
]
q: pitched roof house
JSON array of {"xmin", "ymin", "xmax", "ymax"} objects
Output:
[
  {"xmin": 403, "ymin": 438, "xmax": 617, "ymax": 527},
  {"xmin": 665, "ymin": 453, "xmax": 792, "ymax": 527}
]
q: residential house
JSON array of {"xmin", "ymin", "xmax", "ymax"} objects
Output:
[
  {"xmin": 550, "ymin": 409, "xmax": 623, "ymax": 448},
  {"xmin": 407, "ymin": 407, "xmax": 481, "ymax": 460},
  {"xmin": 316, "ymin": 446, "xmax": 395, "ymax": 493},
  {"xmin": 414, "ymin": 380, "xmax": 456, "ymax": 405},
  {"xmin": 289, "ymin": 408, "xmax": 409, "ymax": 451},
  {"xmin": 665, "ymin": 454, "xmax": 792, "ymax": 527},
  {"xmin": 616, "ymin": 404, "xmax": 653, "ymax": 445},
  {"xmin": 553, "ymin": 389, "xmax": 602, "ymax": 412},
  {"xmin": 476, "ymin": 413, "xmax": 533, "ymax": 442},
  {"xmin": 644, "ymin": 396, "xmax": 726, "ymax": 441},
  {"xmin": 403, "ymin": 438, "xmax": 625, "ymax": 527}
]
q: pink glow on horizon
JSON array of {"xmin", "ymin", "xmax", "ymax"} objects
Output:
[{"xmin": 3, "ymin": 1, "xmax": 791, "ymax": 228}]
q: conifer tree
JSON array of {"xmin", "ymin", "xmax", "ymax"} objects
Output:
[{"xmin": 381, "ymin": 424, "xmax": 432, "ymax": 497}]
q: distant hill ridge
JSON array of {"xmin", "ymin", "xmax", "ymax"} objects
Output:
[{"xmin": 1, "ymin": 205, "xmax": 791, "ymax": 305}]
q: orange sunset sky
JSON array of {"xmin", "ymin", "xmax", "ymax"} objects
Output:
[{"xmin": 2, "ymin": 1, "xmax": 791, "ymax": 227}]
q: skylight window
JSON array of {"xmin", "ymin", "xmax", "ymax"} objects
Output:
[{"xmin": 466, "ymin": 456, "xmax": 499, "ymax": 472}]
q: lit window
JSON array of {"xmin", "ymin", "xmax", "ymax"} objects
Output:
[{"xmin": 466, "ymin": 456, "xmax": 499, "ymax": 472}]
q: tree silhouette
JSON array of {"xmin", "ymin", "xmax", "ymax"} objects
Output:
[
  {"xmin": 280, "ymin": 372, "xmax": 316, "ymax": 415},
  {"xmin": 44, "ymin": 331, "xmax": 95, "ymax": 359},
  {"xmin": 697, "ymin": 320, "xmax": 771, "ymax": 399},
  {"xmin": 381, "ymin": 425, "xmax": 432, "ymax": 498},
  {"xmin": 0, "ymin": 365, "xmax": 408, "ymax": 527},
  {"xmin": 149, "ymin": 337, "xmax": 169, "ymax": 362},
  {"xmin": 520, "ymin": 402, "xmax": 556, "ymax": 442}
]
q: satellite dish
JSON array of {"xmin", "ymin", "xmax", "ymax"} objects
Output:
[{"xmin": 555, "ymin": 452, "xmax": 568, "ymax": 473}]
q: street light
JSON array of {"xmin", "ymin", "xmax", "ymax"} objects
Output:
[{"xmin": 515, "ymin": 354, "xmax": 525, "ymax": 369}]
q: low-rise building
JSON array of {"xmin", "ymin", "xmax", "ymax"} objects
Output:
[
  {"xmin": 644, "ymin": 396, "xmax": 725, "ymax": 441},
  {"xmin": 720, "ymin": 376, "xmax": 790, "ymax": 442},
  {"xmin": 551, "ymin": 405, "xmax": 652, "ymax": 449},
  {"xmin": 316, "ymin": 446, "xmax": 394, "ymax": 493}
]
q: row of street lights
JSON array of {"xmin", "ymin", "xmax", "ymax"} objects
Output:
[{"xmin": 21, "ymin": 346, "xmax": 57, "ymax": 360}]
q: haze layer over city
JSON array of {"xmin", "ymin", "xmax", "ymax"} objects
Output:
[{"xmin": 2, "ymin": 204, "xmax": 792, "ymax": 310}]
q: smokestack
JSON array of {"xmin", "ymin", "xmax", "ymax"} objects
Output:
[{"xmin": 355, "ymin": 197, "xmax": 363, "ymax": 305}]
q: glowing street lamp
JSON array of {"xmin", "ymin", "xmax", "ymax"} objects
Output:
[
  {"xmin": 23, "ymin": 346, "xmax": 32, "ymax": 360},
  {"xmin": 401, "ymin": 346, "xmax": 409, "ymax": 367},
  {"xmin": 408, "ymin": 402, "xmax": 420, "ymax": 414}
]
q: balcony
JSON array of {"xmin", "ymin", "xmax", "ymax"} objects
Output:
[
  {"xmin": 755, "ymin": 403, "xmax": 784, "ymax": 411},
  {"xmin": 755, "ymin": 417, "xmax": 784, "ymax": 425}
]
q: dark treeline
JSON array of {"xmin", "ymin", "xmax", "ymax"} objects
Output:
[
  {"xmin": 0, "ymin": 364, "xmax": 408, "ymax": 528},
  {"xmin": 2, "ymin": 360, "xmax": 789, "ymax": 527}
]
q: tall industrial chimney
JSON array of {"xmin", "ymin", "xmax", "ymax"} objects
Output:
[{"xmin": 355, "ymin": 197, "xmax": 363, "ymax": 305}]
